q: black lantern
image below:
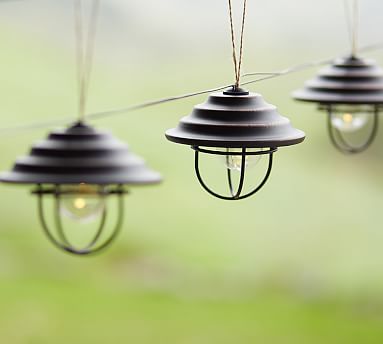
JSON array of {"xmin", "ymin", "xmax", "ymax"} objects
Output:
[
  {"xmin": 293, "ymin": 56, "xmax": 383, "ymax": 154},
  {"xmin": 0, "ymin": 122, "xmax": 161, "ymax": 255},
  {"xmin": 166, "ymin": 87, "xmax": 305, "ymax": 200}
]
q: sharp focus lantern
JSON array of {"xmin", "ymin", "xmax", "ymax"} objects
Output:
[
  {"xmin": 0, "ymin": 122, "xmax": 161, "ymax": 255},
  {"xmin": 166, "ymin": 87, "xmax": 305, "ymax": 200},
  {"xmin": 293, "ymin": 55, "xmax": 383, "ymax": 154}
]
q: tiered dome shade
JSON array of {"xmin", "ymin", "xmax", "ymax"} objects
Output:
[
  {"xmin": 166, "ymin": 90, "xmax": 305, "ymax": 148},
  {"xmin": 0, "ymin": 122, "xmax": 161, "ymax": 185},
  {"xmin": 293, "ymin": 56, "xmax": 383, "ymax": 105}
]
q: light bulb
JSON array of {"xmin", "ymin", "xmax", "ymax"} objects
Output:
[
  {"xmin": 330, "ymin": 105, "xmax": 370, "ymax": 133},
  {"xmin": 224, "ymin": 148, "xmax": 263, "ymax": 172},
  {"xmin": 59, "ymin": 184, "xmax": 105, "ymax": 223}
]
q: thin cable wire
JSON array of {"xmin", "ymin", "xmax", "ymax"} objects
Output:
[
  {"xmin": 359, "ymin": 41, "xmax": 383, "ymax": 53},
  {"xmin": 242, "ymin": 40, "xmax": 383, "ymax": 80},
  {"xmin": 1, "ymin": 42, "xmax": 383, "ymax": 135},
  {"xmin": 0, "ymin": 116, "xmax": 77, "ymax": 134},
  {"xmin": 88, "ymin": 84, "xmax": 232, "ymax": 120},
  {"xmin": 242, "ymin": 57, "xmax": 334, "ymax": 79}
]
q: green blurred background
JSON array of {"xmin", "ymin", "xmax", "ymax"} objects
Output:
[{"xmin": 0, "ymin": 0, "xmax": 383, "ymax": 342}]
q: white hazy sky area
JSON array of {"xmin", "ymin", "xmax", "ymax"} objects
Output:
[{"xmin": 0, "ymin": 0, "xmax": 382, "ymax": 68}]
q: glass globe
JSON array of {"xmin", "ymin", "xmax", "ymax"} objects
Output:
[
  {"xmin": 330, "ymin": 105, "xmax": 371, "ymax": 133},
  {"xmin": 224, "ymin": 148, "xmax": 263, "ymax": 172},
  {"xmin": 59, "ymin": 184, "xmax": 105, "ymax": 223}
]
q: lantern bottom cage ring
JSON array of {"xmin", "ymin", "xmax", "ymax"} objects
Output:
[
  {"xmin": 325, "ymin": 105, "xmax": 380, "ymax": 154},
  {"xmin": 192, "ymin": 146, "xmax": 277, "ymax": 201},
  {"xmin": 33, "ymin": 184, "xmax": 127, "ymax": 256}
]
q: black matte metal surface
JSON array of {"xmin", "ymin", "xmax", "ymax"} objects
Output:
[
  {"xmin": 293, "ymin": 56, "xmax": 383, "ymax": 105},
  {"xmin": 0, "ymin": 122, "xmax": 162, "ymax": 185},
  {"xmin": 166, "ymin": 90, "xmax": 305, "ymax": 148}
]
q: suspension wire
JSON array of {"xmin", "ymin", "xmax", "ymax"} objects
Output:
[
  {"xmin": 352, "ymin": 0, "xmax": 359, "ymax": 57},
  {"xmin": 74, "ymin": 0, "xmax": 100, "ymax": 122},
  {"xmin": 83, "ymin": 0, "xmax": 100, "ymax": 108},
  {"xmin": 343, "ymin": 0, "xmax": 359, "ymax": 57},
  {"xmin": 227, "ymin": 0, "xmax": 248, "ymax": 88},
  {"xmin": 88, "ymin": 84, "xmax": 232, "ymax": 121},
  {"xmin": 242, "ymin": 57, "xmax": 334, "ymax": 79},
  {"xmin": 242, "ymin": 39, "xmax": 383, "ymax": 80},
  {"xmin": 74, "ymin": 0, "xmax": 84, "ymax": 116},
  {"xmin": 343, "ymin": 0, "xmax": 353, "ymax": 52},
  {"xmin": 1, "ymin": 42, "xmax": 383, "ymax": 136},
  {"xmin": 0, "ymin": 116, "xmax": 76, "ymax": 134},
  {"xmin": 359, "ymin": 41, "xmax": 383, "ymax": 53}
]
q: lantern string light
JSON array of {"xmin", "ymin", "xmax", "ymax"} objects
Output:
[
  {"xmin": 165, "ymin": 0, "xmax": 305, "ymax": 201},
  {"xmin": 292, "ymin": 0, "xmax": 383, "ymax": 155},
  {"xmin": 74, "ymin": 0, "xmax": 101, "ymax": 121},
  {"xmin": 0, "ymin": 42, "xmax": 383, "ymax": 136}
]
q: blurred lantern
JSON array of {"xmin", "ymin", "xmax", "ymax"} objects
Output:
[
  {"xmin": 0, "ymin": 122, "xmax": 161, "ymax": 255},
  {"xmin": 293, "ymin": 56, "xmax": 383, "ymax": 154},
  {"xmin": 166, "ymin": 87, "xmax": 305, "ymax": 200}
]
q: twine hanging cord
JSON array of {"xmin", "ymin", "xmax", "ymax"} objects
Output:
[
  {"xmin": 228, "ymin": 0, "xmax": 248, "ymax": 89},
  {"xmin": 343, "ymin": 0, "xmax": 359, "ymax": 57},
  {"xmin": 74, "ymin": 0, "xmax": 100, "ymax": 122}
]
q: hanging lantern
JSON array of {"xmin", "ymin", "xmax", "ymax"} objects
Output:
[
  {"xmin": 166, "ymin": 87, "xmax": 305, "ymax": 200},
  {"xmin": 293, "ymin": 56, "xmax": 383, "ymax": 153},
  {"xmin": 0, "ymin": 122, "xmax": 161, "ymax": 255}
]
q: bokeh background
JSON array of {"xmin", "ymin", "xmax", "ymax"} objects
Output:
[{"xmin": 0, "ymin": 0, "xmax": 383, "ymax": 342}]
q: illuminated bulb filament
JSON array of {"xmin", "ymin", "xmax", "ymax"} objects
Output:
[
  {"xmin": 342, "ymin": 113, "xmax": 353, "ymax": 124},
  {"xmin": 330, "ymin": 105, "xmax": 372, "ymax": 133},
  {"xmin": 59, "ymin": 184, "xmax": 105, "ymax": 223}
]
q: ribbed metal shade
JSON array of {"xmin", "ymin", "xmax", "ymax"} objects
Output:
[
  {"xmin": 0, "ymin": 122, "xmax": 162, "ymax": 185},
  {"xmin": 166, "ymin": 90, "xmax": 305, "ymax": 148},
  {"xmin": 293, "ymin": 56, "xmax": 383, "ymax": 105}
]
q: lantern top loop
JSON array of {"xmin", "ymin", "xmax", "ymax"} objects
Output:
[
  {"xmin": 166, "ymin": 89, "xmax": 305, "ymax": 148},
  {"xmin": 0, "ymin": 122, "xmax": 162, "ymax": 185},
  {"xmin": 223, "ymin": 86, "xmax": 250, "ymax": 96}
]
